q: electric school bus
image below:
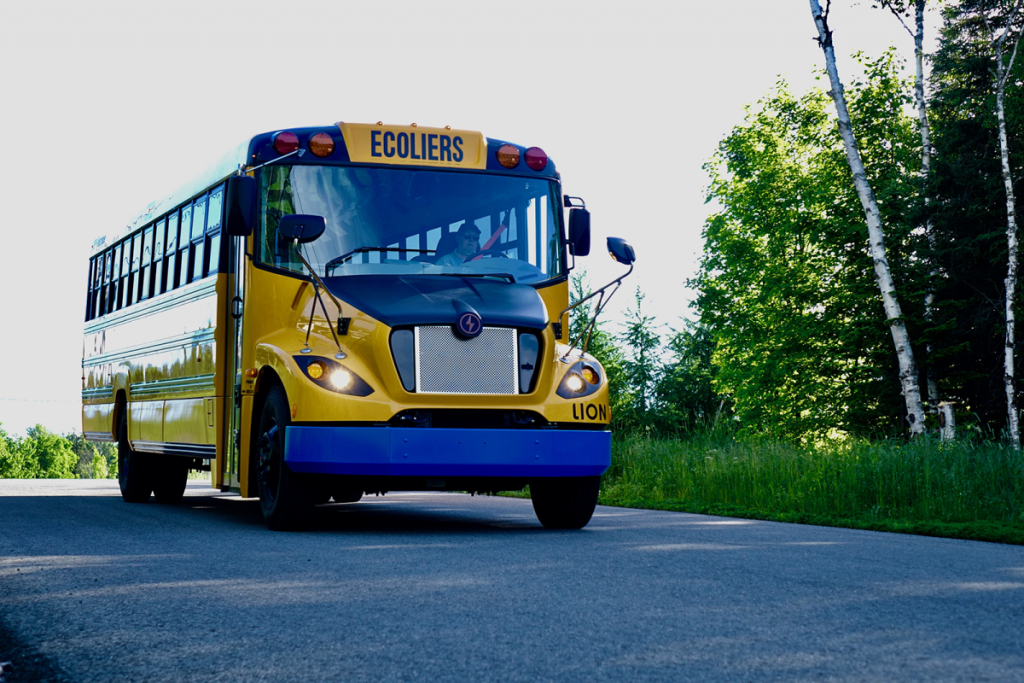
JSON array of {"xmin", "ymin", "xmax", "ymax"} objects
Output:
[{"xmin": 81, "ymin": 122, "xmax": 636, "ymax": 530}]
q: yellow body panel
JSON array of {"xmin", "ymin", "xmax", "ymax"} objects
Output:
[
  {"xmin": 82, "ymin": 275, "xmax": 227, "ymax": 480},
  {"xmin": 241, "ymin": 265, "xmax": 610, "ymax": 429}
]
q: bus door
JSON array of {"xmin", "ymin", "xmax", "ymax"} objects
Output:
[{"xmin": 221, "ymin": 232, "xmax": 245, "ymax": 490}]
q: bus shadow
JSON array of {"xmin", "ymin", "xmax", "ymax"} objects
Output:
[{"xmin": 176, "ymin": 494, "xmax": 549, "ymax": 535}]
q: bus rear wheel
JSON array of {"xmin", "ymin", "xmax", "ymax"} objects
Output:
[
  {"xmin": 255, "ymin": 386, "xmax": 313, "ymax": 531},
  {"xmin": 153, "ymin": 456, "xmax": 189, "ymax": 504},
  {"xmin": 529, "ymin": 476, "xmax": 601, "ymax": 529},
  {"xmin": 117, "ymin": 410, "xmax": 153, "ymax": 503}
]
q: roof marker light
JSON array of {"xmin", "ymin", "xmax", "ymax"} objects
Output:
[
  {"xmin": 308, "ymin": 132, "xmax": 335, "ymax": 158},
  {"xmin": 496, "ymin": 144, "xmax": 520, "ymax": 169},
  {"xmin": 525, "ymin": 147, "xmax": 548, "ymax": 171},
  {"xmin": 273, "ymin": 131, "xmax": 300, "ymax": 155}
]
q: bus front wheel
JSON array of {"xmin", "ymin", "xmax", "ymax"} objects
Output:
[
  {"xmin": 118, "ymin": 410, "xmax": 153, "ymax": 503},
  {"xmin": 529, "ymin": 476, "xmax": 601, "ymax": 530},
  {"xmin": 255, "ymin": 386, "xmax": 313, "ymax": 531}
]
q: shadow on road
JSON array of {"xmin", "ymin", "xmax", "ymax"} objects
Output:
[{"xmin": 173, "ymin": 493, "xmax": 550, "ymax": 535}]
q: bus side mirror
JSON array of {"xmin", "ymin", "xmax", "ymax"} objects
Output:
[
  {"xmin": 569, "ymin": 208, "xmax": 591, "ymax": 256},
  {"xmin": 225, "ymin": 175, "xmax": 256, "ymax": 237},
  {"xmin": 607, "ymin": 237, "xmax": 635, "ymax": 265},
  {"xmin": 278, "ymin": 214, "xmax": 326, "ymax": 243}
]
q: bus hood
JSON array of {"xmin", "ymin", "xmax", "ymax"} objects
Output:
[{"xmin": 322, "ymin": 275, "xmax": 549, "ymax": 330}]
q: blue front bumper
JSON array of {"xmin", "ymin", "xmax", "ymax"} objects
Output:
[{"xmin": 284, "ymin": 426, "xmax": 611, "ymax": 478}]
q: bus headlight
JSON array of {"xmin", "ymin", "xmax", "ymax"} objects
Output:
[
  {"xmin": 556, "ymin": 361, "xmax": 603, "ymax": 399},
  {"xmin": 330, "ymin": 368, "xmax": 353, "ymax": 390},
  {"xmin": 293, "ymin": 356, "xmax": 374, "ymax": 397}
]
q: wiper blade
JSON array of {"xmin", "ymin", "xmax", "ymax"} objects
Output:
[{"xmin": 438, "ymin": 272, "xmax": 516, "ymax": 283}]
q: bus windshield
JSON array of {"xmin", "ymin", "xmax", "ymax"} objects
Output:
[{"xmin": 258, "ymin": 165, "xmax": 564, "ymax": 284}]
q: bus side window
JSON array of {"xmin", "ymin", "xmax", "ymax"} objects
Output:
[
  {"xmin": 205, "ymin": 187, "xmax": 223, "ymax": 276},
  {"xmin": 191, "ymin": 196, "xmax": 207, "ymax": 282},
  {"xmin": 119, "ymin": 239, "xmax": 132, "ymax": 310},
  {"xmin": 178, "ymin": 205, "xmax": 192, "ymax": 288},
  {"xmin": 140, "ymin": 226, "xmax": 154, "ymax": 301},
  {"xmin": 100, "ymin": 250, "xmax": 111, "ymax": 316},
  {"xmin": 153, "ymin": 219, "xmax": 165, "ymax": 297},
  {"xmin": 85, "ymin": 257, "xmax": 96, "ymax": 321},
  {"xmin": 111, "ymin": 243, "xmax": 123, "ymax": 311},
  {"xmin": 165, "ymin": 212, "xmax": 178, "ymax": 292},
  {"xmin": 128, "ymin": 231, "xmax": 142, "ymax": 307}
]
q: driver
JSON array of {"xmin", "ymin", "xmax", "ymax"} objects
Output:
[{"xmin": 436, "ymin": 222, "xmax": 481, "ymax": 266}]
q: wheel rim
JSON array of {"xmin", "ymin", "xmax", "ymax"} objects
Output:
[{"xmin": 256, "ymin": 423, "xmax": 280, "ymax": 505}]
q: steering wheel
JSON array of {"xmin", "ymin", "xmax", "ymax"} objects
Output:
[{"xmin": 467, "ymin": 249, "xmax": 510, "ymax": 262}]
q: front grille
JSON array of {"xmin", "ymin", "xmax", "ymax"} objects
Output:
[{"xmin": 415, "ymin": 325, "xmax": 518, "ymax": 394}]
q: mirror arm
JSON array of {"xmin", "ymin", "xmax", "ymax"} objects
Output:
[
  {"xmin": 243, "ymin": 148, "xmax": 306, "ymax": 175},
  {"xmin": 557, "ymin": 262, "xmax": 633, "ymax": 361}
]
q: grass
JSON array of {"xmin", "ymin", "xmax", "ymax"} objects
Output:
[{"xmin": 595, "ymin": 432, "xmax": 1024, "ymax": 544}]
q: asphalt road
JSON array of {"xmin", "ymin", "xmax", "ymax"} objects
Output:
[{"xmin": 1, "ymin": 480, "xmax": 1023, "ymax": 682}]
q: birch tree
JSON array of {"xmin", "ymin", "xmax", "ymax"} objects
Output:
[
  {"xmin": 876, "ymin": 0, "xmax": 942, "ymax": 414},
  {"xmin": 973, "ymin": 0, "xmax": 1024, "ymax": 447},
  {"xmin": 809, "ymin": 0, "xmax": 928, "ymax": 435}
]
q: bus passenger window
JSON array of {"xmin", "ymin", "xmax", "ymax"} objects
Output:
[
  {"xmin": 153, "ymin": 219, "xmax": 165, "ymax": 296},
  {"xmin": 205, "ymin": 188, "xmax": 224, "ymax": 276},
  {"xmin": 165, "ymin": 212, "xmax": 178, "ymax": 292},
  {"xmin": 85, "ymin": 258, "xmax": 96, "ymax": 320},
  {"xmin": 178, "ymin": 205, "xmax": 192, "ymax": 288},
  {"xmin": 128, "ymin": 232, "xmax": 142, "ymax": 306},
  {"xmin": 140, "ymin": 226, "xmax": 153, "ymax": 301},
  {"xmin": 191, "ymin": 198, "xmax": 207, "ymax": 282},
  {"xmin": 100, "ymin": 250, "xmax": 112, "ymax": 316}
]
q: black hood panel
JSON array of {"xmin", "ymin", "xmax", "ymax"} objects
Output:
[{"xmin": 322, "ymin": 275, "xmax": 549, "ymax": 329}]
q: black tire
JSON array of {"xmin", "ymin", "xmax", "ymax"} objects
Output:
[
  {"xmin": 529, "ymin": 476, "xmax": 601, "ymax": 529},
  {"xmin": 152, "ymin": 456, "xmax": 189, "ymax": 504},
  {"xmin": 117, "ymin": 409, "xmax": 153, "ymax": 503},
  {"xmin": 255, "ymin": 386, "xmax": 313, "ymax": 530}
]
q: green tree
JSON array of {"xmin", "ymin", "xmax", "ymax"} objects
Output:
[
  {"xmin": 618, "ymin": 288, "xmax": 662, "ymax": 433},
  {"xmin": 20, "ymin": 425, "xmax": 77, "ymax": 479},
  {"xmin": 695, "ymin": 54, "xmax": 927, "ymax": 439},
  {"xmin": 653, "ymin": 321, "xmax": 723, "ymax": 436},
  {"xmin": 0, "ymin": 423, "xmax": 33, "ymax": 478}
]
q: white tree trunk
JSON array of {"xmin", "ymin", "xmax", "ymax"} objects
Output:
[
  {"xmin": 996, "ymin": 85, "xmax": 1021, "ymax": 447},
  {"xmin": 985, "ymin": 5, "xmax": 1023, "ymax": 448},
  {"xmin": 913, "ymin": 0, "xmax": 941, "ymax": 415},
  {"xmin": 938, "ymin": 402, "xmax": 956, "ymax": 441},
  {"xmin": 809, "ymin": 0, "xmax": 927, "ymax": 435}
]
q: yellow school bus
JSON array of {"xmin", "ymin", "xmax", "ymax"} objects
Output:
[{"xmin": 82, "ymin": 122, "xmax": 635, "ymax": 530}]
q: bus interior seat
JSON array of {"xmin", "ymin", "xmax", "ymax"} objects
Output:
[{"xmin": 432, "ymin": 232, "xmax": 458, "ymax": 259}]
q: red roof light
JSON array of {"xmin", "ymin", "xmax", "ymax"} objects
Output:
[
  {"xmin": 524, "ymin": 147, "xmax": 548, "ymax": 171},
  {"xmin": 273, "ymin": 131, "xmax": 300, "ymax": 155}
]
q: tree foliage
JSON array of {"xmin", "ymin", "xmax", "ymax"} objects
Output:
[
  {"xmin": 694, "ymin": 52, "xmax": 929, "ymax": 439},
  {"xmin": 0, "ymin": 424, "xmax": 117, "ymax": 479}
]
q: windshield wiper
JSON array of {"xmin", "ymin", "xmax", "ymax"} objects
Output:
[
  {"xmin": 439, "ymin": 272, "xmax": 516, "ymax": 283},
  {"xmin": 325, "ymin": 247, "xmax": 434, "ymax": 275}
]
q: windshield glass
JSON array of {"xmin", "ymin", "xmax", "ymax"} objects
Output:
[{"xmin": 257, "ymin": 165, "xmax": 564, "ymax": 284}]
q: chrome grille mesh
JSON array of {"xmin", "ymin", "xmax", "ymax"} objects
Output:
[{"xmin": 415, "ymin": 326, "xmax": 518, "ymax": 394}]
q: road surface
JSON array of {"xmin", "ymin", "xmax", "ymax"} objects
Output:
[{"xmin": 1, "ymin": 479, "xmax": 1022, "ymax": 682}]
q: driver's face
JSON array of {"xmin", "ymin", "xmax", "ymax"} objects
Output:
[{"xmin": 456, "ymin": 232, "xmax": 480, "ymax": 257}]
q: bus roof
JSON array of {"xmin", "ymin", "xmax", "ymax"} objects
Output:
[{"xmin": 91, "ymin": 122, "xmax": 558, "ymax": 258}]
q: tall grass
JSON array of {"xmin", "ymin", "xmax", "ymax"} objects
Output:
[{"xmin": 601, "ymin": 433, "xmax": 1024, "ymax": 524}]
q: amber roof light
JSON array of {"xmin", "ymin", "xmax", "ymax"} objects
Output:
[
  {"xmin": 308, "ymin": 132, "xmax": 335, "ymax": 158},
  {"xmin": 496, "ymin": 144, "xmax": 520, "ymax": 169}
]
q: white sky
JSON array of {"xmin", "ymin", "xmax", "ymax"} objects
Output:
[{"xmin": 0, "ymin": 0, "xmax": 938, "ymax": 437}]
